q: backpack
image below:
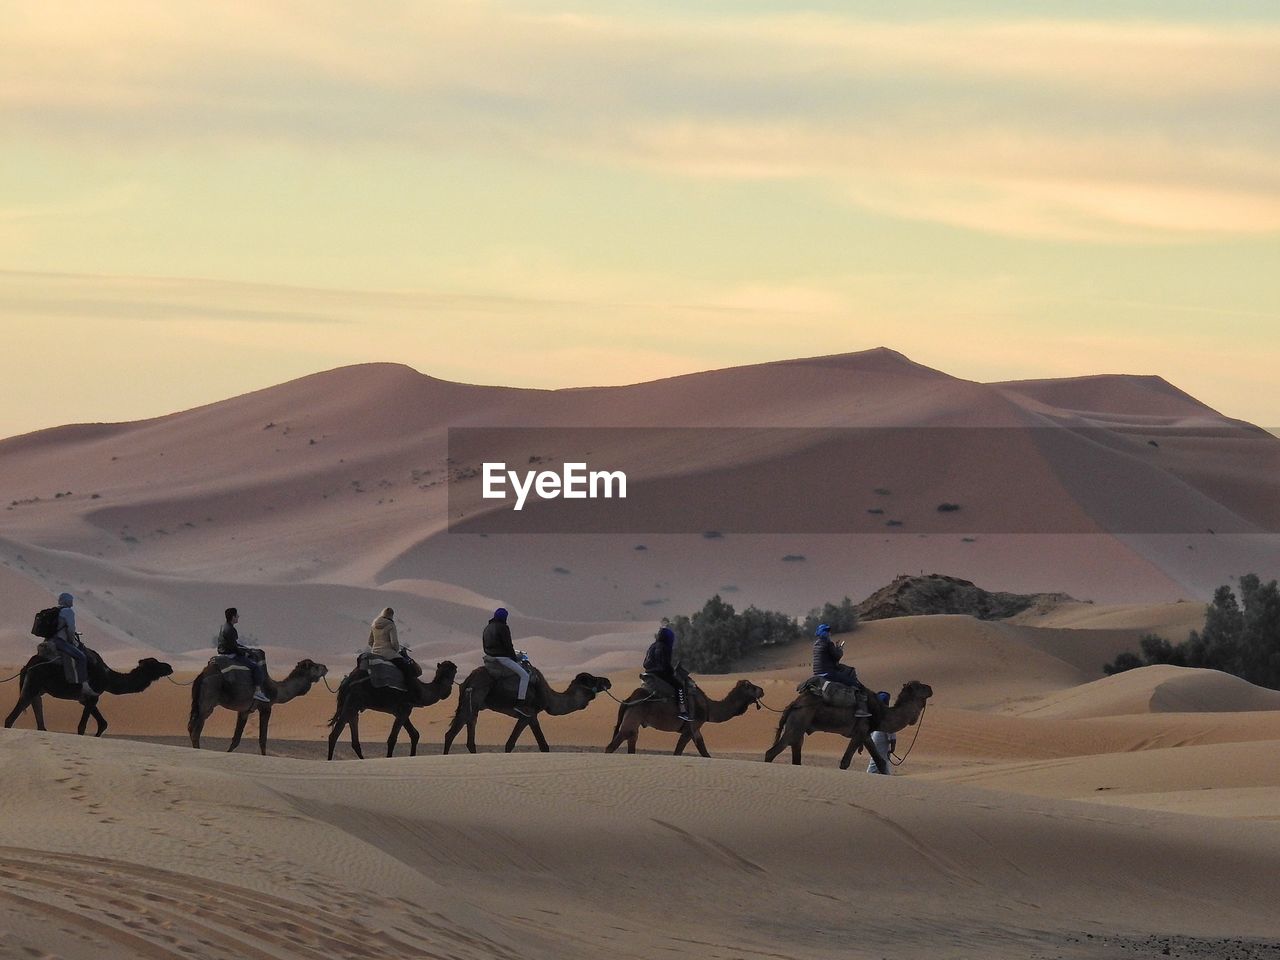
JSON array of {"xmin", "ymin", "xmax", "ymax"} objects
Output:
[{"xmin": 31, "ymin": 606, "xmax": 62, "ymax": 639}]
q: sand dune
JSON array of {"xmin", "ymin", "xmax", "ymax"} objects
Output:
[
  {"xmin": 3, "ymin": 349, "xmax": 1278, "ymax": 666},
  {"xmin": 3, "ymin": 731, "xmax": 1280, "ymax": 960},
  {"xmin": 1012, "ymin": 665, "xmax": 1280, "ymax": 719}
]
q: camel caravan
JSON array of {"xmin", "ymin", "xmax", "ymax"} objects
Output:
[{"xmin": 5, "ymin": 597, "xmax": 932, "ymax": 770}]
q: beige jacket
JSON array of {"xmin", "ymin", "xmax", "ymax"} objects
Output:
[{"xmin": 367, "ymin": 610, "xmax": 400, "ymax": 658}]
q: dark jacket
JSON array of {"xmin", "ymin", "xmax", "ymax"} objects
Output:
[
  {"xmin": 812, "ymin": 636, "xmax": 843, "ymax": 675},
  {"xmin": 482, "ymin": 618, "xmax": 516, "ymax": 659},
  {"xmin": 217, "ymin": 621, "xmax": 240, "ymax": 656},
  {"xmin": 643, "ymin": 638, "xmax": 675, "ymax": 677},
  {"xmin": 813, "ymin": 637, "xmax": 859, "ymax": 686}
]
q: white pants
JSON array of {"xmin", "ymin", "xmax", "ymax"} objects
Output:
[
  {"xmin": 492, "ymin": 657, "xmax": 530, "ymax": 700},
  {"xmin": 867, "ymin": 730, "xmax": 894, "ymax": 774}
]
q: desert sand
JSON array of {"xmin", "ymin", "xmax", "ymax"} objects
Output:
[{"xmin": 4, "ymin": 599, "xmax": 1280, "ymax": 959}]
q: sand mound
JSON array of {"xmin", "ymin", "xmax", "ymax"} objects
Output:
[
  {"xmin": 3, "ymin": 731, "xmax": 1280, "ymax": 959},
  {"xmin": 1013, "ymin": 664, "xmax": 1280, "ymax": 719}
]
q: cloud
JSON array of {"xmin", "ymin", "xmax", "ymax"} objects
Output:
[{"xmin": 1, "ymin": 4, "xmax": 1278, "ymax": 240}]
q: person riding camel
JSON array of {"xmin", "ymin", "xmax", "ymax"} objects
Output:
[
  {"xmin": 52, "ymin": 593, "xmax": 95, "ymax": 699},
  {"xmin": 812, "ymin": 622, "xmax": 871, "ymax": 718},
  {"xmin": 367, "ymin": 607, "xmax": 413, "ymax": 680},
  {"xmin": 643, "ymin": 626, "xmax": 691, "ymax": 722},
  {"xmin": 217, "ymin": 607, "xmax": 269, "ymax": 703},
  {"xmin": 482, "ymin": 607, "xmax": 531, "ymax": 714}
]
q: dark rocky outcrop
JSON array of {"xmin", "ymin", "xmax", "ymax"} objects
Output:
[{"xmin": 855, "ymin": 574, "xmax": 1076, "ymax": 622}]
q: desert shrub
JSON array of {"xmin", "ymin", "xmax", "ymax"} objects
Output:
[
  {"xmin": 802, "ymin": 597, "xmax": 859, "ymax": 637},
  {"xmin": 1102, "ymin": 576, "xmax": 1280, "ymax": 688},
  {"xmin": 665, "ymin": 595, "xmax": 802, "ymax": 673}
]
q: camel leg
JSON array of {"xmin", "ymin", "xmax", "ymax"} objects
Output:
[
  {"xmin": 505, "ymin": 718, "xmax": 528, "ymax": 752},
  {"xmin": 442, "ymin": 713, "xmax": 465, "ymax": 754},
  {"xmin": 628, "ymin": 729, "xmax": 638, "ymax": 754},
  {"xmin": 528, "ymin": 716, "xmax": 551, "ymax": 753},
  {"xmin": 840, "ymin": 722, "xmax": 872, "ymax": 771},
  {"xmin": 227, "ymin": 711, "xmax": 250, "ymax": 752},
  {"xmin": 674, "ymin": 728, "xmax": 691, "ymax": 755},
  {"xmin": 327, "ymin": 716, "xmax": 346, "ymax": 761},
  {"xmin": 403, "ymin": 716, "xmax": 420, "ymax": 757},
  {"xmin": 386, "ymin": 718, "xmax": 402, "ymax": 758},
  {"xmin": 347, "ymin": 712, "xmax": 363, "ymax": 759},
  {"xmin": 690, "ymin": 726, "xmax": 711, "ymax": 759},
  {"xmin": 257, "ymin": 706, "xmax": 272, "ymax": 756},
  {"xmin": 4, "ymin": 690, "xmax": 35, "ymax": 729},
  {"xmin": 865, "ymin": 737, "xmax": 889, "ymax": 775},
  {"xmin": 604, "ymin": 717, "xmax": 633, "ymax": 754},
  {"xmin": 763, "ymin": 731, "xmax": 790, "ymax": 763},
  {"xmin": 82, "ymin": 702, "xmax": 108, "ymax": 737},
  {"xmin": 466, "ymin": 715, "xmax": 478, "ymax": 754}
]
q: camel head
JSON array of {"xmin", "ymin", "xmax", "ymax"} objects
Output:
[
  {"xmin": 135, "ymin": 658, "xmax": 175, "ymax": 681},
  {"xmin": 897, "ymin": 680, "xmax": 933, "ymax": 704},
  {"xmin": 293, "ymin": 659, "xmax": 329, "ymax": 682},
  {"xmin": 571, "ymin": 672, "xmax": 611, "ymax": 695},
  {"xmin": 732, "ymin": 679, "xmax": 766, "ymax": 710},
  {"xmin": 435, "ymin": 660, "xmax": 459, "ymax": 684}
]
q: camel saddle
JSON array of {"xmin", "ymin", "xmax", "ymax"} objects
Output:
[
  {"xmin": 482, "ymin": 655, "xmax": 539, "ymax": 699},
  {"xmin": 209, "ymin": 648, "xmax": 265, "ymax": 675},
  {"xmin": 639, "ymin": 672, "xmax": 677, "ymax": 700},
  {"xmin": 356, "ymin": 651, "xmax": 417, "ymax": 691},
  {"xmin": 37, "ymin": 639, "xmax": 100, "ymax": 684},
  {"xmin": 798, "ymin": 675, "xmax": 864, "ymax": 709}
]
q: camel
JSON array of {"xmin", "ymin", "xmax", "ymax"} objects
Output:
[
  {"xmin": 764, "ymin": 680, "xmax": 933, "ymax": 771},
  {"xmin": 3, "ymin": 652, "xmax": 173, "ymax": 736},
  {"xmin": 326, "ymin": 660, "xmax": 459, "ymax": 760},
  {"xmin": 442, "ymin": 665, "xmax": 611, "ymax": 754},
  {"xmin": 188, "ymin": 657, "xmax": 328, "ymax": 755},
  {"xmin": 604, "ymin": 678, "xmax": 764, "ymax": 757}
]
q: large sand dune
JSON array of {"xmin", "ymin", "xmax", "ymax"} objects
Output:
[{"xmin": 2, "ymin": 348, "xmax": 1278, "ymax": 664}]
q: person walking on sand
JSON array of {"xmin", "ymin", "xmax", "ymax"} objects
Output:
[
  {"xmin": 52, "ymin": 593, "xmax": 94, "ymax": 699},
  {"xmin": 812, "ymin": 622, "xmax": 871, "ymax": 717},
  {"xmin": 218, "ymin": 607, "xmax": 269, "ymax": 703},
  {"xmin": 482, "ymin": 608, "xmax": 531, "ymax": 705},
  {"xmin": 643, "ymin": 626, "xmax": 691, "ymax": 722},
  {"xmin": 867, "ymin": 691, "xmax": 896, "ymax": 774}
]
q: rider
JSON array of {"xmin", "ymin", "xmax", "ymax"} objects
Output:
[
  {"xmin": 368, "ymin": 607, "xmax": 412, "ymax": 679},
  {"xmin": 867, "ymin": 690, "xmax": 896, "ymax": 774},
  {"xmin": 217, "ymin": 607, "xmax": 269, "ymax": 703},
  {"xmin": 643, "ymin": 626, "xmax": 691, "ymax": 722},
  {"xmin": 812, "ymin": 622, "xmax": 871, "ymax": 717},
  {"xmin": 482, "ymin": 608, "xmax": 531, "ymax": 709},
  {"xmin": 52, "ymin": 593, "xmax": 94, "ymax": 699}
]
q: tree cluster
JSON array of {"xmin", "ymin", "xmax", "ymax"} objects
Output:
[
  {"xmin": 665, "ymin": 594, "xmax": 859, "ymax": 673},
  {"xmin": 1103, "ymin": 575, "xmax": 1280, "ymax": 689}
]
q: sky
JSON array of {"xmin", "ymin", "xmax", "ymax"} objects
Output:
[{"xmin": 1, "ymin": 1, "xmax": 1278, "ymax": 437}]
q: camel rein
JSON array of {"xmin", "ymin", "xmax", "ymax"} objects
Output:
[
  {"xmin": 164, "ymin": 675, "xmax": 196, "ymax": 686},
  {"xmin": 0, "ymin": 670, "xmax": 22, "ymax": 684},
  {"xmin": 604, "ymin": 689, "xmax": 660, "ymax": 708},
  {"xmin": 888, "ymin": 701, "xmax": 927, "ymax": 767}
]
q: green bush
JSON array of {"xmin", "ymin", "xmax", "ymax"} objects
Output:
[
  {"xmin": 802, "ymin": 597, "xmax": 859, "ymax": 637},
  {"xmin": 666, "ymin": 594, "xmax": 857, "ymax": 673},
  {"xmin": 1102, "ymin": 575, "xmax": 1280, "ymax": 688}
]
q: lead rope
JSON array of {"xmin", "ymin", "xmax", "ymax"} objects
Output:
[
  {"xmin": 888, "ymin": 701, "xmax": 927, "ymax": 767},
  {"xmin": 605, "ymin": 689, "xmax": 661, "ymax": 708},
  {"xmin": 164, "ymin": 675, "xmax": 196, "ymax": 686},
  {"xmin": 0, "ymin": 670, "xmax": 22, "ymax": 684}
]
